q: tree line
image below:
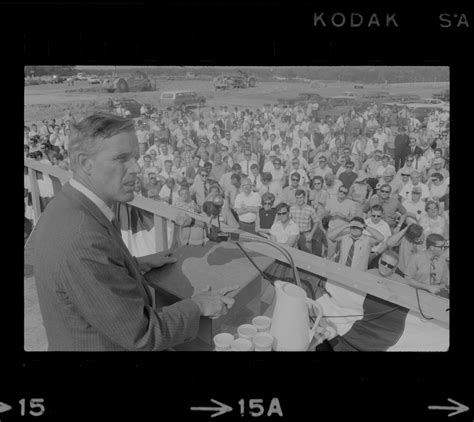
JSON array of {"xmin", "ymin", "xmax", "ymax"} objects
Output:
[{"xmin": 24, "ymin": 65, "xmax": 448, "ymax": 84}]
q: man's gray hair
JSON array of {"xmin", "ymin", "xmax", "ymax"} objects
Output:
[{"xmin": 68, "ymin": 112, "xmax": 135, "ymax": 172}]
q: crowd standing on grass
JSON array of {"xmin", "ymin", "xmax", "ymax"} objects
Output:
[{"xmin": 24, "ymin": 99, "xmax": 450, "ymax": 294}]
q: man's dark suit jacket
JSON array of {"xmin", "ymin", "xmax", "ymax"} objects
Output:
[
  {"xmin": 405, "ymin": 145, "xmax": 424, "ymax": 157},
  {"xmin": 33, "ymin": 182, "xmax": 201, "ymax": 351}
]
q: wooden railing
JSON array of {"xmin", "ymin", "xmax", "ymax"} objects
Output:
[{"xmin": 24, "ymin": 158, "xmax": 449, "ymax": 325}]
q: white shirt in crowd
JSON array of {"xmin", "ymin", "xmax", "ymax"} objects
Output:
[
  {"xmin": 234, "ymin": 191, "xmax": 261, "ymax": 223},
  {"xmin": 270, "ymin": 220, "xmax": 300, "ymax": 244}
]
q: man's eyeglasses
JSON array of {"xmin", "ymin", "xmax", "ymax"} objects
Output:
[
  {"xmin": 263, "ymin": 201, "xmax": 273, "ymax": 205},
  {"xmin": 379, "ymin": 260, "xmax": 396, "ymax": 270},
  {"xmin": 401, "ymin": 173, "xmax": 410, "ymax": 177},
  {"xmin": 277, "ymin": 211, "xmax": 288, "ymax": 215},
  {"xmin": 380, "ymin": 190, "xmax": 391, "ymax": 194},
  {"xmin": 338, "ymin": 190, "xmax": 348, "ymax": 194}
]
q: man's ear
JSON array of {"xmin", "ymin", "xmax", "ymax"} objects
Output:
[{"xmin": 77, "ymin": 153, "xmax": 93, "ymax": 175}]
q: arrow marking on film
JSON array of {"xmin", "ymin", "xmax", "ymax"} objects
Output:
[
  {"xmin": 191, "ymin": 398, "xmax": 233, "ymax": 418},
  {"xmin": 0, "ymin": 402, "xmax": 12, "ymax": 414},
  {"xmin": 428, "ymin": 398, "xmax": 469, "ymax": 417}
]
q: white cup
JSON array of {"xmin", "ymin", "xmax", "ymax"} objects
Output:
[
  {"xmin": 251, "ymin": 316, "xmax": 272, "ymax": 333},
  {"xmin": 213, "ymin": 333, "xmax": 234, "ymax": 351},
  {"xmin": 231, "ymin": 338, "xmax": 254, "ymax": 351},
  {"xmin": 253, "ymin": 332, "xmax": 274, "ymax": 351},
  {"xmin": 237, "ymin": 324, "xmax": 258, "ymax": 340}
]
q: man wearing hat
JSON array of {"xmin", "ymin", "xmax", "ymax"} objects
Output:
[{"xmin": 328, "ymin": 216, "xmax": 384, "ymax": 271}]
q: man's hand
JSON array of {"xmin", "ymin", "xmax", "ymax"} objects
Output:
[
  {"xmin": 427, "ymin": 285, "xmax": 441, "ymax": 294},
  {"xmin": 192, "ymin": 285, "xmax": 239, "ymax": 319},
  {"xmin": 136, "ymin": 249, "xmax": 178, "ymax": 273}
]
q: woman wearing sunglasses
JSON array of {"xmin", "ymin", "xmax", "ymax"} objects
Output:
[{"xmin": 255, "ymin": 193, "xmax": 277, "ymax": 238}]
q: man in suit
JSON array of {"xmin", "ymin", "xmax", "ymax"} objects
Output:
[
  {"xmin": 406, "ymin": 136, "xmax": 423, "ymax": 158},
  {"xmin": 32, "ymin": 113, "xmax": 236, "ymax": 351},
  {"xmin": 393, "ymin": 127, "xmax": 410, "ymax": 171}
]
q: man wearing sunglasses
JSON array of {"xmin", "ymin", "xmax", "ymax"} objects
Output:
[
  {"xmin": 328, "ymin": 217, "xmax": 384, "ymax": 271},
  {"xmin": 365, "ymin": 205, "xmax": 392, "ymax": 269},
  {"xmin": 404, "ymin": 233, "xmax": 449, "ymax": 294},
  {"xmin": 366, "ymin": 250, "xmax": 405, "ymax": 283},
  {"xmin": 362, "ymin": 183, "xmax": 407, "ymax": 232}
]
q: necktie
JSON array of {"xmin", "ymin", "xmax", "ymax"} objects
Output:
[
  {"xmin": 345, "ymin": 238, "xmax": 356, "ymax": 267},
  {"xmin": 430, "ymin": 257, "xmax": 439, "ymax": 285},
  {"xmin": 204, "ymin": 183, "xmax": 209, "ymax": 199},
  {"xmin": 246, "ymin": 161, "xmax": 250, "ymax": 175}
]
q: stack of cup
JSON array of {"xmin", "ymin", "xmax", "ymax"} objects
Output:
[
  {"xmin": 231, "ymin": 337, "xmax": 254, "ymax": 351},
  {"xmin": 234, "ymin": 324, "xmax": 257, "ymax": 351},
  {"xmin": 251, "ymin": 316, "xmax": 273, "ymax": 351},
  {"xmin": 213, "ymin": 333, "xmax": 234, "ymax": 351}
]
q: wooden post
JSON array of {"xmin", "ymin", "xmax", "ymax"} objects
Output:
[
  {"xmin": 154, "ymin": 215, "xmax": 168, "ymax": 252},
  {"xmin": 28, "ymin": 168, "xmax": 42, "ymax": 225}
]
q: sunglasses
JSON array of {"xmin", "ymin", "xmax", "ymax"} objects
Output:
[
  {"xmin": 339, "ymin": 190, "xmax": 348, "ymax": 194},
  {"xmin": 277, "ymin": 211, "xmax": 288, "ymax": 215},
  {"xmin": 401, "ymin": 174, "xmax": 410, "ymax": 177},
  {"xmin": 379, "ymin": 260, "xmax": 396, "ymax": 270},
  {"xmin": 291, "ymin": 179, "xmax": 300, "ymax": 182}
]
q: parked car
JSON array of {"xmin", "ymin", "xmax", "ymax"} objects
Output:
[
  {"xmin": 386, "ymin": 93, "xmax": 421, "ymax": 103},
  {"xmin": 159, "ymin": 91, "xmax": 206, "ymax": 108},
  {"xmin": 106, "ymin": 97, "xmax": 142, "ymax": 118},
  {"xmin": 277, "ymin": 92, "xmax": 324, "ymax": 106},
  {"xmin": 432, "ymin": 89, "xmax": 449, "ymax": 102},
  {"xmin": 354, "ymin": 84, "xmax": 364, "ymax": 89},
  {"xmin": 51, "ymin": 75, "xmax": 66, "ymax": 84},
  {"xmin": 88, "ymin": 77, "xmax": 101, "ymax": 84},
  {"xmin": 405, "ymin": 103, "xmax": 447, "ymax": 121},
  {"xmin": 362, "ymin": 91, "xmax": 391, "ymax": 101},
  {"xmin": 419, "ymin": 98, "xmax": 446, "ymax": 106}
]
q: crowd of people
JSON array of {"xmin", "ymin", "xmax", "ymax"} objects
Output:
[{"xmin": 24, "ymin": 98, "xmax": 450, "ymax": 295}]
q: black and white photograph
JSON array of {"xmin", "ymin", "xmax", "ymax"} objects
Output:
[
  {"xmin": 24, "ymin": 65, "xmax": 450, "ymax": 352},
  {"xmin": 9, "ymin": 2, "xmax": 472, "ymax": 420}
]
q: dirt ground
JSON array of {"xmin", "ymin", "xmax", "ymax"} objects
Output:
[{"xmin": 24, "ymin": 78, "xmax": 448, "ymax": 124}]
